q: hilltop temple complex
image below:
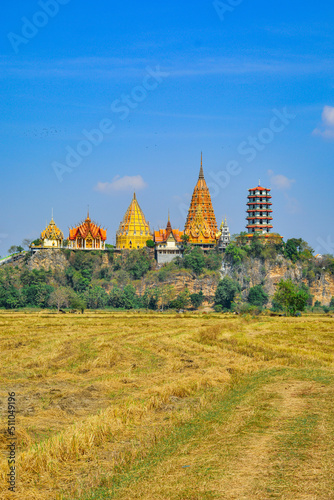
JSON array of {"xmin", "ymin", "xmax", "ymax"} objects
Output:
[{"xmin": 31, "ymin": 154, "xmax": 281, "ymax": 259}]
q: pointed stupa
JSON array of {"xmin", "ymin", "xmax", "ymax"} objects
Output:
[
  {"xmin": 116, "ymin": 192, "xmax": 152, "ymax": 250},
  {"xmin": 40, "ymin": 213, "xmax": 64, "ymax": 248},
  {"xmin": 184, "ymin": 154, "xmax": 218, "ymax": 245}
]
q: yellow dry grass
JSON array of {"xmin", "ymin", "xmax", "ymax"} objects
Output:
[{"xmin": 0, "ymin": 311, "xmax": 333, "ymax": 500}]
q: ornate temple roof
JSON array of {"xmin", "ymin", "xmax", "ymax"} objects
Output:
[
  {"xmin": 154, "ymin": 214, "xmax": 184, "ymax": 243},
  {"xmin": 117, "ymin": 193, "xmax": 151, "ymax": 237},
  {"xmin": 41, "ymin": 217, "xmax": 64, "ymax": 240},
  {"xmin": 248, "ymin": 186, "xmax": 271, "ymax": 191},
  {"xmin": 69, "ymin": 212, "xmax": 107, "ymax": 241},
  {"xmin": 184, "ymin": 154, "xmax": 218, "ymax": 243}
]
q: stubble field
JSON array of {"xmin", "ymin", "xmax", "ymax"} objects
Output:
[{"xmin": 0, "ymin": 311, "xmax": 334, "ymax": 500}]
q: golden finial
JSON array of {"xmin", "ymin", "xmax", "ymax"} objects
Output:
[{"xmin": 199, "ymin": 152, "xmax": 204, "ymax": 179}]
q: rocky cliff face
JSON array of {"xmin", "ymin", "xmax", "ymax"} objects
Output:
[
  {"xmin": 27, "ymin": 249, "xmax": 69, "ymax": 272},
  {"xmin": 139, "ymin": 271, "xmax": 220, "ymax": 302},
  {"xmin": 221, "ymin": 255, "xmax": 334, "ymax": 306},
  {"xmin": 12, "ymin": 250, "xmax": 334, "ymax": 306}
]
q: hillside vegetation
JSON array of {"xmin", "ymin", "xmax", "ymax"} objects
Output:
[
  {"xmin": 0, "ymin": 311, "xmax": 334, "ymax": 499},
  {"xmin": 1, "ymin": 235, "xmax": 334, "ymax": 313}
]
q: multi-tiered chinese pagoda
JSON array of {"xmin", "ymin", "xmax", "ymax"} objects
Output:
[{"xmin": 246, "ymin": 184, "xmax": 273, "ymax": 235}]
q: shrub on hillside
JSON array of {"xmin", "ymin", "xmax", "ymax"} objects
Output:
[
  {"xmin": 272, "ymin": 279, "xmax": 311, "ymax": 316},
  {"xmin": 247, "ymin": 285, "xmax": 268, "ymax": 307},
  {"xmin": 84, "ymin": 286, "xmax": 109, "ymax": 309},
  {"xmin": 190, "ymin": 290, "xmax": 204, "ymax": 309},
  {"xmin": 183, "ymin": 247, "xmax": 206, "ymax": 275},
  {"xmin": 169, "ymin": 289, "xmax": 190, "ymax": 309},
  {"xmin": 214, "ymin": 277, "xmax": 240, "ymax": 310}
]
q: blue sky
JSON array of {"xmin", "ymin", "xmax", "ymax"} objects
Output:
[{"xmin": 1, "ymin": 0, "xmax": 334, "ymax": 255}]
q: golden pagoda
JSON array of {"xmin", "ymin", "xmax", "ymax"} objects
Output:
[
  {"xmin": 184, "ymin": 154, "xmax": 218, "ymax": 247},
  {"xmin": 40, "ymin": 215, "xmax": 64, "ymax": 248},
  {"xmin": 116, "ymin": 193, "xmax": 152, "ymax": 250}
]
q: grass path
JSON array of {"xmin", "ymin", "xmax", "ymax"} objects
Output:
[{"xmin": 80, "ymin": 368, "xmax": 334, "ymax": 500}]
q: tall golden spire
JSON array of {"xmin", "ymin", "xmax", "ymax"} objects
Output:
[
  {"xmin": 184, "ymin": 154, "xmax": 218, "ymax": 245},
  {"xmin": 199, "ymin": 152, "xmax": 204, "ymax": 179}
]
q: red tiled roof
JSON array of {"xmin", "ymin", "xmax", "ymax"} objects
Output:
[
  {"xmin": 69, "ymin": 215, "xmax": 107, "ymax": 241},
  {"xmin": 248, "ymin": 186, "xmax": 271, "ymax": 191},
  {"xmin": 154, "ymin": 225, "xmax": 184, "ymax": 244}
]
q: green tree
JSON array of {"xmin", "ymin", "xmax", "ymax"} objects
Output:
[
  {"xmin": 121, "ymin": 284, "xmax": 140, "ymax": 309},
  {"xmin": 204, "ymin": 250, "xmax": 222, "ymax": 270},
  {"xmin": 183, "ymin": 246, "xmax": 205, "ymax": 275},
  {"xmin": 69, "ymin": 292, "xmax": 86, "ymax": 313},
  {"xmin": 146, "ymin": 239, "xmax": 155, "ymax": 248},
  {"xmin": 285, "ymin": 239, "xmax": 313, "ymax": 263},
  {"xmin": 169, "ymin": 289, "xmax": 190, "ymax": 309},
  {"xmin": 0, "ymin": 287, "xmax": 22, "ymax": 309},
  {"xmin": 66, "ymin": 268, "xmax": 91, "ymax": 292},
  {"xmin": 284, "ymin": 238, "xmax": 301, "ymax": 263},
  {"xmin": 108, "ymin": 287, "xmax": 124, "ymax": 308},
  {"xmin": 272, "ymin": 279, "xmax": 311, "ymax": 315},
  {"xmin": 22, "ymin": 283, "xmax": 54, "ymax": 308},
  {"xmin": 248, "ymin": 233, "xmax": 263, "ymax": 258},
  {"xmin": 142, "ymin": 288, "xmax": 160, "ymax": 310},
  {"xmin": 84, "ymin": 286, "xmax": 108, "ymax": 309},
  {"xmin": 181, "ymin": 234, "xmax": 189, "ymax": 246},
  {"xmin": 225, "ymin": 243, "xmax": 247, "ymax": 264},
  {"xmin": 214, "ymin": 277, "xmax": 240, "ymax": 310},
  {"xmin": 248, "ymin": 285, "xmax": 268, "ymax": 307},
  {"xmin": 190, "ymin": 290, "xmax": 204, "ymax": 309},
  {"xmin": 123, "ymin": 250, "xmax": 151, "ymax": 279},
  {"xmin": 330, "ymin": 297, "xmax": 334, "ymax": 309}
]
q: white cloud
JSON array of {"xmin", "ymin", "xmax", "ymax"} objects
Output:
[
  {"xmin": 94, "ymin": 175, "xmax": 147, "ymax": 193},
  {"xmin": 322, "ymin": 105, "xmax": 334, "ymax": 126},
  {"xmin": 312, "ymin": 127, "xmax": 334, "ymax": 139},
  {"xmin": 312, "ymin": 105, "xmax": 334, "ymax": 139},
  {"xmin": 268, "ymin": 170, "xmax": 295, "ymax": 190}
]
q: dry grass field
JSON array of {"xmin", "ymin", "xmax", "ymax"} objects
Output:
[{"xmin": 0, "ymin": 311, "xmax": 334, "ymax": 500}]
